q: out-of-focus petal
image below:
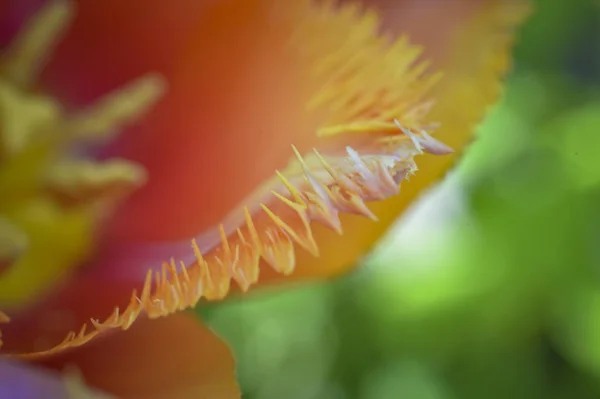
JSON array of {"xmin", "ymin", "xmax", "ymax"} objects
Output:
[
  {"xmin": 39, "ymin": 314, "xmax": 240, "ymax": 399},
  {"xmin": 0, "ymin": 358, "xmax": 69, "ymax": 398}
]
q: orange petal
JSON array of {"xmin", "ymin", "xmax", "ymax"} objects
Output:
[
  {"xmin": 91, "ymin": 0, "xmax": 452, "ymax": 291},
  {"xmin": 2, "ymin": 0, "xmax": 440, "ymax": 357},
  {"xmin": 38, "ymin": 314, "xmax": 240, "ymax": 399},
  {"xmin": 259, "ymin": 0, "xmax": 533, "ymax": 283},
  {"xmin": 0, "ymin": 0, "xmax": 529, "ymax": 357},
  {"xmin": 98, "ymin": 0, "xmax": 530, "ymax": 283}
]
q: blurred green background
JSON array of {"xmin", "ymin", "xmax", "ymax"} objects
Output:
[{"xmin": 200, "ymin": 0, "xmax": 600, "ymax": 397}]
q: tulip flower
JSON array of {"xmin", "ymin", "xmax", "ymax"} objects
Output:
[{"xmin": 0, "ymin": 0, "xmax": 530, "ymax": 397}]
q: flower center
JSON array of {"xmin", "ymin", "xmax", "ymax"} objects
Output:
[{"xmin": 0, "ymin": 2, "xmax": 164, "ymax": 309}]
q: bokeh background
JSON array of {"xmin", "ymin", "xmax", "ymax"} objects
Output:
[{"xmin": 200, "ymin": 0, "xmax": 600, "ymax": 397}]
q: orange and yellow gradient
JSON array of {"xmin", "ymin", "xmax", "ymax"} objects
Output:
[{"xmin": 0, "ymin": 0, "xmax": 530, "ymax": 397}]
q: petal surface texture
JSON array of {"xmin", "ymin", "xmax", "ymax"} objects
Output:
[{"xmin": 0, "ymin": 0, "xmax": 530, "ymax": 361}]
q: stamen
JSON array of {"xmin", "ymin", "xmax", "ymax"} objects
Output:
[
  {"xmin": 45, "ymin": 159, "xmax": 148, "ymax": 207},
  {"xmin": 1, "ymin": 0, "xmax": 74, "ymax": 88},
  {"xmin": 0, "ymin": 218, "xmax": 28, "ymax": 264},
  {"xmin": 0, "ymin": 311, "xmax": 8, "ymax": 350},
  {"xmin": 64, "ymin": 74, "xmax": 166, "ymax": 142},
  {"xmin": 0, "ymin": 0, "xmax": 165, "ymax": 331},
  {"xmin": 0, "ymin": 80, "xmax": 62, "ymax": 155}
]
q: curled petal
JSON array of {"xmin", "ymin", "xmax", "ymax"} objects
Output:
[
  {"xmin": 0, "ymin": 0, "xmax": 530, "ymax": 356},
  {"xmin": 97, "ymin": 0, "xmax": 530, "ymax": 283}
]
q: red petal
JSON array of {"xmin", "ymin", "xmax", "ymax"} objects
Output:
[{"xmin": 41, "ymin": 0, "xmax": 215, "ymax": 104}]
